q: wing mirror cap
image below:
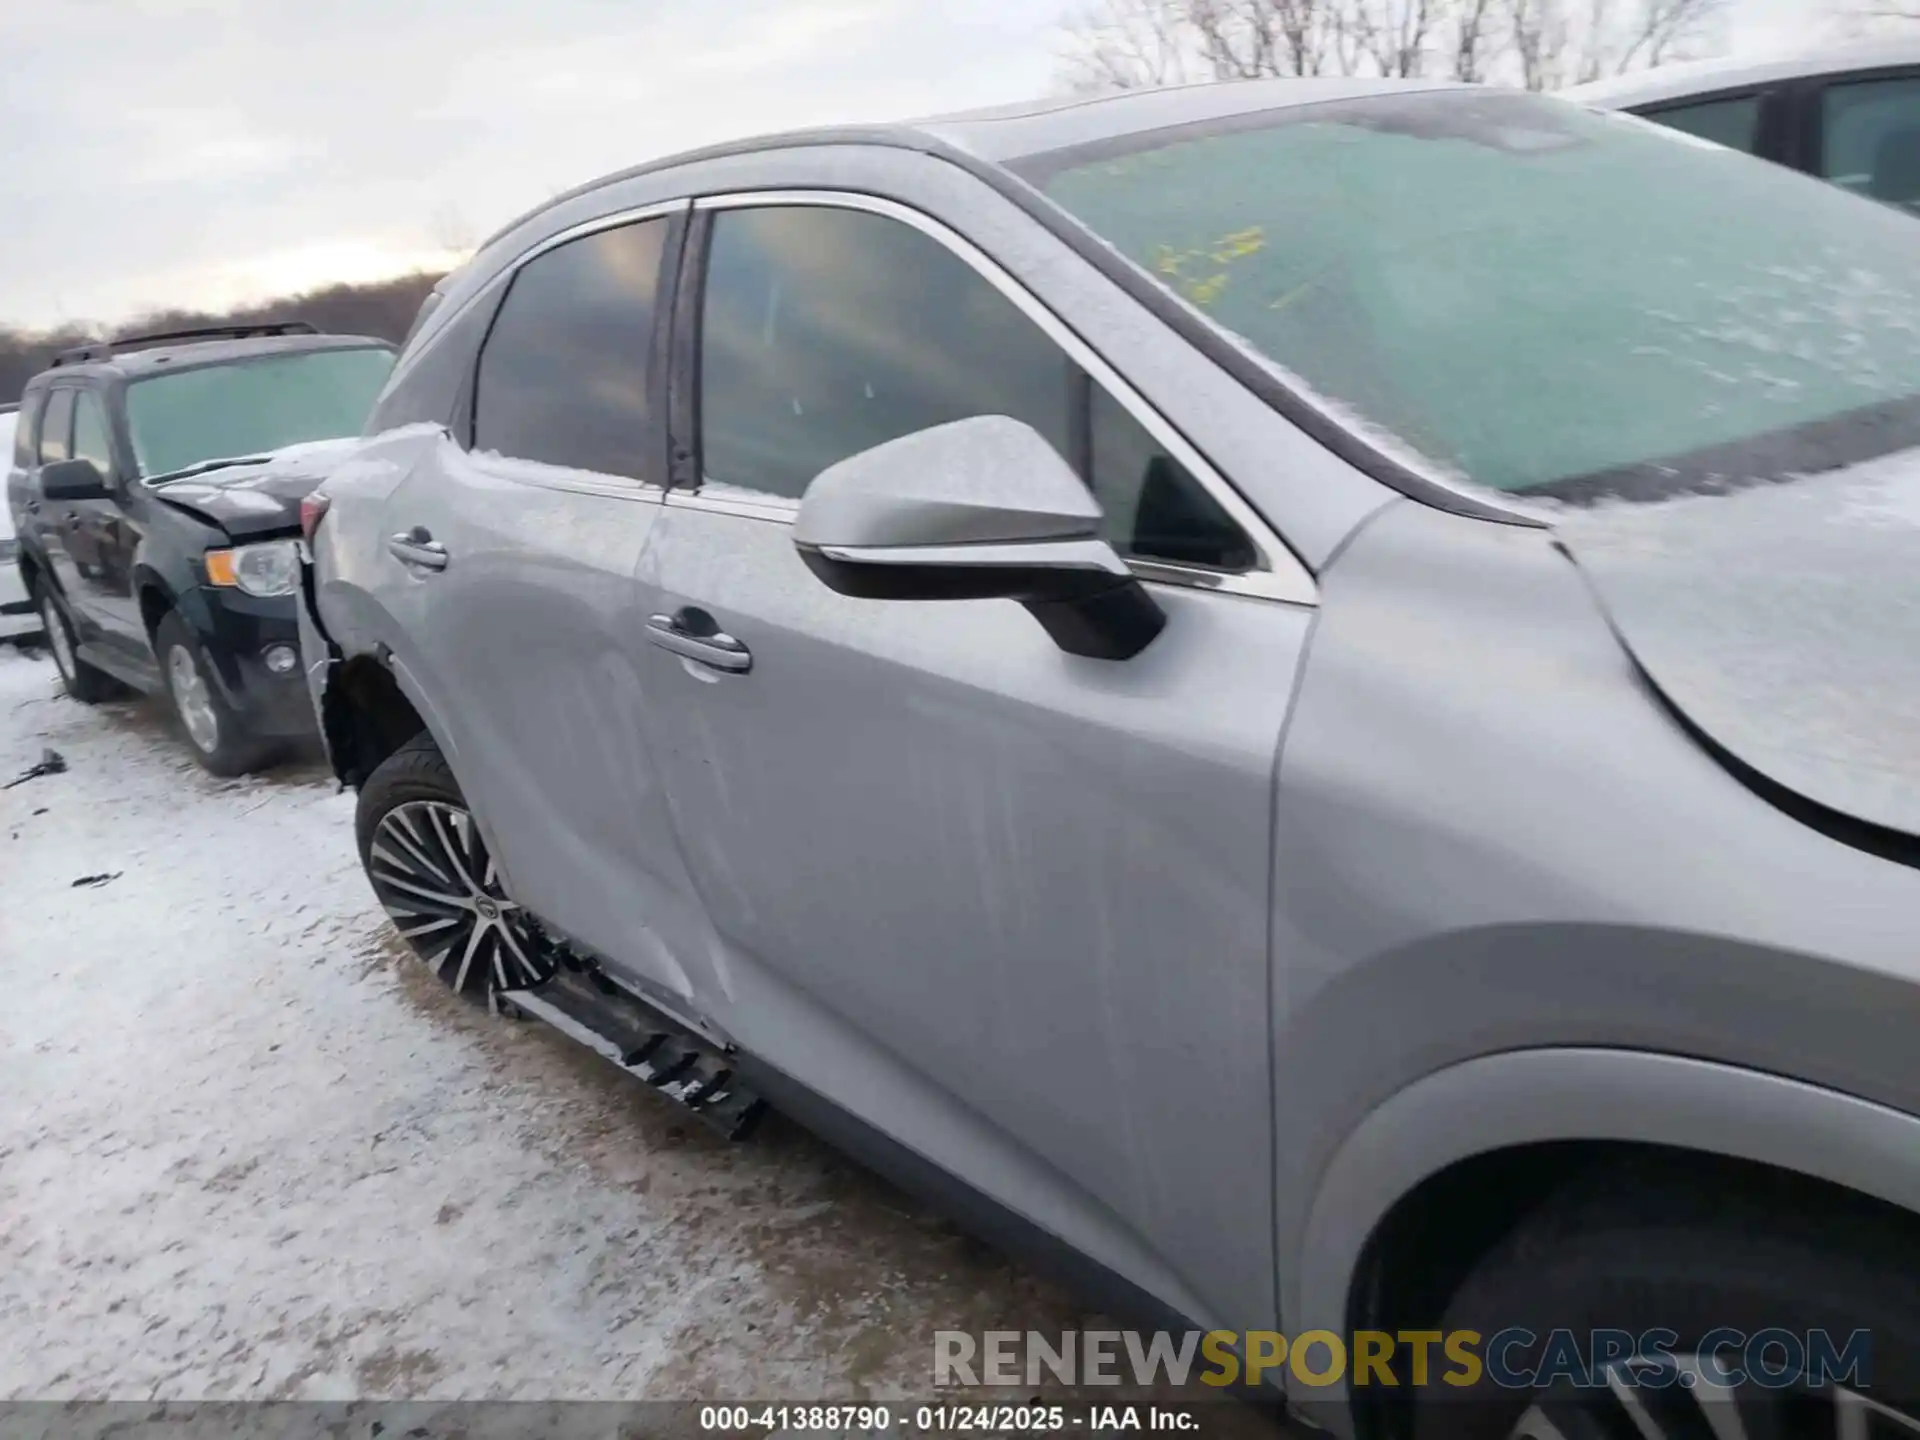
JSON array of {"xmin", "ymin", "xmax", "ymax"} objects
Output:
[
  {"xmin": 791, "ymin": 416, "xmax": 1165, "ymax": 661},
  {"xmin": 40, "ymin": 458, "xmax": 112, "ymax": 502}
]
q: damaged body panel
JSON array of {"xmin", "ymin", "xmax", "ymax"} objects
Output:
[{"xmin": 301, "ymin": 78, "xmax": 1920, "ymax": 1439}]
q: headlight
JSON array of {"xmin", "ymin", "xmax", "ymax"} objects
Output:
[{"xmin": 205, "ymin": 540, "xmax": 300, "ymax": 597}]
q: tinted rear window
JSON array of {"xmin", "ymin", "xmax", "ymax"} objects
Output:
[{"xmin": 471, "ymin": 217, "xmax": 669, "ymax": 481}]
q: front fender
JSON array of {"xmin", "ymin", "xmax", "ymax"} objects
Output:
[{"xmin": 1286, "ymin": 1046, "xmax": 1920, "ymax": 1426}]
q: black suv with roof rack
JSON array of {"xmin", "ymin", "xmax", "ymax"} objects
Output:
[{"xmin": 3, "ymin": 321, "xmax": 395, "ymax": 774}]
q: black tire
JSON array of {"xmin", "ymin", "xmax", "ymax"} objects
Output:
[
  {"xmin": 1416, "ymin": 1160, "xmax": 1920, "ymax": 1439},
  {"xmin": 37, "ymin": 585, "xmax": 124, "ymax": 704},
  {"xmin": 155, "ymin": 610, "xmax": 275, "ymax": 776},
  {"xmin": 356, "ymin": 733, "xmax": 552, "ymax": 1001}
]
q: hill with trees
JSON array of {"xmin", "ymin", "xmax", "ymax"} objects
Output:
[{"xmin": 0, "ymin": 270, "xmax": 445, "ymax": 406}]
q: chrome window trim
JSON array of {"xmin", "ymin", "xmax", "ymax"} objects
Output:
[
  {"xmin": 472, "ymin": 464, "xmax": 668, "ymax": 504},
  {"xmin": 666, "ymin": 488, "xmax": 800, "ymax": 523},
  {"xmin": 690, "ymin": 189, "xmax": 1317, "ymax": 608},
  {"xmin": 434, "ymin": 198, "xmax": 691, "ymax": 500},
  {"xmin": 387, "ymin": 197, "xmax": 691, "ymax": 400},
  {"xmin": 460, "ymin": 438, "xmax": 669, "ymax": 503}
]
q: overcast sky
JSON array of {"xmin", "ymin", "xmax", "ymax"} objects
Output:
[{"xmin": 0, "ymin": 0, "xmax": 1843, "ymax": 330}]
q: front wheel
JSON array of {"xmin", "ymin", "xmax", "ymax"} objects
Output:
[
  {"xmin": 355, "ymin": 732, "xmax": 555, "ymax": 1000},
  {"xmin": 1417, "ymin": 1162, "xmax": 1920, "ymax": 1439},
  {"xmin": 156, "ymin": 611, "xmax": 273, "ymax": 776}
]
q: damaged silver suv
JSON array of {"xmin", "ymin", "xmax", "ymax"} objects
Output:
[{"xmin": 300, "ymin": 79, "xmax": 1920, "ymax": 1437}]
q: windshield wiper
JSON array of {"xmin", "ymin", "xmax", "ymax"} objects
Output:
[
  {"xmin": 1521, "ymin": 392, "xmax": 1920, "ymax": 508},
  {"xmin": 143, "ymin": 454, "xmax": 276, "ymax": 486}
]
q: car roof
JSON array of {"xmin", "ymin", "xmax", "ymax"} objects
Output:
[
  {"xmin": 29, "ymin": 332, "xmax": 392, "ymax": 389},
  {"xmin": 474, "ymin": 76, "xmax": 1466, "ymax": 256},
  {"xmin": 1561, "ymin": 37, "xmax": 1920, "ymax": 110},
  {"xmin": 909, "ymin": 75, "xmax": 1466, "ymax": 161}
]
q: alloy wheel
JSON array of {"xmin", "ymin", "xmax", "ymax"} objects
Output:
[
  {"xmin": 166, "ymin": 644, "xmax": 220, "ymax": 754},
  {"xmin": 368, "ymin": 799, "xmax": 554, "ymax": 995},
  {"xmin": 42, "ymin": 595, "xmax": 74, "ymax": 682},
  {"xmin": 1507, "ymin": 1356, "xmax": 1920, "ymax": 1440}
]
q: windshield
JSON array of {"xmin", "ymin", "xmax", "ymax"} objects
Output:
[
  {"xmin": 126, "ymin": 346, "xmax": 394, "ymax": 479},
  {"xmin": 1014, "ymin": 90, "xmax": 1920, "ymax": 504}
]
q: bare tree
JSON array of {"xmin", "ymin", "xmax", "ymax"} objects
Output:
[
  {"xmin": 1451, "ymin": 0, "xmax": 1499, "ymax": 81},
  {"xmin": 1057, "ymin": 0, "xmax": 1208, "ymax": 92},
  {"xmin": 1056, "ymin": 0, "xmax": 1726, "ymax": 91},
  {"xmin": 1347, "ymin": 0, "xmax": 1441, "ymax": 77},
  {"xmin": 1510, "ymin": 0, "xmax": 1728, "ymax": 87},
  {"xmin": 428, "ymin": 203, "xmax": 478, "ymax": 257},
  {"xmin": 1505, "ymin": 0, "xmax": 1579, "ymax": 88}
]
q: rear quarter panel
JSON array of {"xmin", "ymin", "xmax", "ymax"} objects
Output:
[{"xmin": 309, "ymin": 425, "xmax": 446, "ymax": 663}]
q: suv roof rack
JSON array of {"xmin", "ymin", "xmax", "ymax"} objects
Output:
[{"xmin": 50, "ymin": 319, "xmax": 320, "ymax": 368}]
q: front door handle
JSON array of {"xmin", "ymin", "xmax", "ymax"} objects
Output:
[
  {"xmin": 646, "ymin": 612, "xmax": 752, "ymax": 673},
  {"xmin": 388, "ymin": 527, "xmax": 448, "ymax": 572}
]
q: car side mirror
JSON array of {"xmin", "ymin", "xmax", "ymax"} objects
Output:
[
  {"xmin": 40, "ymin": 457, "xmax": 112, "ymax": 502},
  {"xmin": 792, "ymin": 416, "xmax": 1165, "ymax": 661}
]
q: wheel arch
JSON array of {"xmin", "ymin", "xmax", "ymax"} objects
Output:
[
  {"xmin": 321, "ymin": 648, "xmax": 469, "ymax": 799},
  {"xmin": 134, "ymin": 565, "xmax": 178, "ymax": 644},
  {"xmin": 1288, "ymin": 1046, "xmax": 1920, "ymax": 1432},
  {"xmin": 17, "ymin": 542, "xmax": 46, "ymax": 597}
]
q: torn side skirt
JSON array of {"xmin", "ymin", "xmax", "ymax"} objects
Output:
[{"xmin": 495, "ymin": 962, "xmax": 766, "ymax": 1141}]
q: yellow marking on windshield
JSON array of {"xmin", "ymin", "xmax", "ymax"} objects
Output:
[{"xmin": 1152, "ymin": 226, "xmax": 1267, "ymax": 310}]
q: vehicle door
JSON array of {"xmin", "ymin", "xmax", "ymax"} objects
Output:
[
  {"xmin": 371, "ymin": 203, "xmax": 721, "ymax": 1017},
  {"xmin": 634, "ymin": 192, "xmax": 1315, "ymax": 1326},
  {"xmin": 63, "ymin": 386, "xmax": 146, "ymax": 653},
  {"xmin": 31, "ymin": 387, "xmax": 84, "ymax": 600},
  {"xmin": 1802, "ymin": 65, "xmax": 1920, "ymax": 212}
]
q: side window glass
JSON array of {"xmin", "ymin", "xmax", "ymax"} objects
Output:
[
  {"xmin": 1641, "ymin": 95, "xmax": 1762, "ymax": 153},
  {"xmin": 697, "ymin": 204, "xmax": 1256, "ymax": 570},
  {"xmin": 1089, "ymin": 388, "xmax": 1255, "ymax": 570},
  {"xmin": 472, "ymin": 217, "xmax": 668, "ymax": 480},
  {"xmin": 1822, "ymin": 76, "xmax": 1920, "ymax": 212},
  {"xmin": 38, "ymin": 389, "xmax": 74, "ymax": 465},
  {"xmin": 13, "ymin": 393, "xmax": 43, "ymax": 467},
  {"xmin": 72, "ymin": 391, "xmax": 114, "ymax": 476},
  {"xmin": 698, "ymin": 205, "xmax": 1075, "ymax": 503}
]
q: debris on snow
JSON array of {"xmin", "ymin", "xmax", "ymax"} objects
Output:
[{"xmin": 4, "ymin": 748, "xmax": 66, "ymax": 788}]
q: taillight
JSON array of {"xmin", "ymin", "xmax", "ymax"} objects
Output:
[{"xmin": 299, "ymin": 491, "xmax": 331, "ymax": 542}]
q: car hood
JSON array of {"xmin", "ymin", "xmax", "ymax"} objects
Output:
[
  {"xmin": 1555, "ymin": 448, "xmax": 1920, "ymax": 840},
  {"xmin": 150, "ymin": 436, "xmax": 364, "ymax": 540}
]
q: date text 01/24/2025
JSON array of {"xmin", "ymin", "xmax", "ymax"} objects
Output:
[{"xmin": 698, "ymin": 1404, "xmax": 1204, "ymax": 1432}]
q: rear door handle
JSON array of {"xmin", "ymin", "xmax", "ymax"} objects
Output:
[
  {"xmin": 388, "ymin": 527, "xmax": 448, "ymax": 572},
  {"xmin": 646, "ymin": 612, "xmax": 752, "ymax": 673}
]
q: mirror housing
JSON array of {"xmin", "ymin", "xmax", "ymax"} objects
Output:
[
  {"xmin": 792, "ymin": 416, "xmax": 1165, "ymax": 661},
  {"xmin": 40, "ymin": 457, "xmax": 112, "ymax": 502}
]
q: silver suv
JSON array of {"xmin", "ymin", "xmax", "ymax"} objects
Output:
[{"xmin": 300, "ymin": 79, "xmax": 1920, "ymax": 1437}]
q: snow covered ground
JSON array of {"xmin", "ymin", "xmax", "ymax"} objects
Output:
[{"xmin": 0, "ymin": 644, "xmax": 1107, "ymax": 1404}]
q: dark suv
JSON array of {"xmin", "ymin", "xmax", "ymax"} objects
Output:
[{"xmin": 5, "ymin": 322, "xmax": 394, "ymax": 773}]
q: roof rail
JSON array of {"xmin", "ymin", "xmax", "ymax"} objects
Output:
[
  {"xmin": 49, "ymin": 319, "xmax": 320, "ymax": 368},
  {"xmin": 50, "ymin": 343, "xmax": 113, "ymax": 368}
]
